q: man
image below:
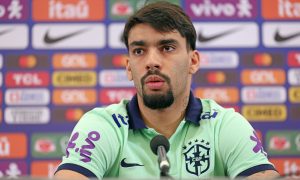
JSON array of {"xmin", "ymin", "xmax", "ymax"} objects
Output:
[{"xmin": 55, "ymin": 1, "xmax": 279, "ymax": 179}]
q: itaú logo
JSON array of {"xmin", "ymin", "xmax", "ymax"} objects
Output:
[
  {"xmin": 241, "ymin": 86, "xmax": 286, "ymax": 103},
  {"xmin": 99, "ymin": 70, "xmax": 134, "ymax": 87},
  {"xmin": 5, "ymin": 88, "xmax": 50, "ymax": 105}
]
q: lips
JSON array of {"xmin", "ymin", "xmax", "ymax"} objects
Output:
[{"xmin": 144, "ymin": 75, "xmax": 165, "ymax": 90}]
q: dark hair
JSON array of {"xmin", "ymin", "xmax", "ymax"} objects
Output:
[{"xmin": 122, "ymin": 1, "xmax": 196, "ymax": 50}]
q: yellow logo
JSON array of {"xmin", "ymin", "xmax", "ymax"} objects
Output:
[
  {"xmin": 289, "ymin": 87, "xmax": 300, "ymax": 103},
  {"xmin": 52, "ymin": 71, "xmax": 96, "ymax": 87},
  {"xmin": 242, "ymin": 105, "xmax": 286, "ymax": 121}
]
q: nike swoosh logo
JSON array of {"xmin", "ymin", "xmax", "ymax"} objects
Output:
[
  {"xmin": 43, "ymin": 28, "xmax": 89, "ymax": 44},
  {"xmin": 274, "ymin": 29, "xmax": 300, "ymax": 42},
  {"xmin": 0, "ymin": 28, "xmax": 13, "ymax": 36},
  {"xmin": 198, "ymin": 28, "xmax": 241, "ymax": 42},
  {"xmin": 120, "ymin": 158, "xmax": 144, "ymax": 168}
]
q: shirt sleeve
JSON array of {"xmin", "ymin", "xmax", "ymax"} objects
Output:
[
  {"xmin": 218, "ymin": 110, "xmax": 276, "ymax": 178},
  {"xmin": 55, "ymin": 108, "xmax": 123, "ymax": 179}
]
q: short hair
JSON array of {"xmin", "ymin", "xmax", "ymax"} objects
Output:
[{"xmin": 122, "ymin": 1, "xmax": 196, "ymax": 50}]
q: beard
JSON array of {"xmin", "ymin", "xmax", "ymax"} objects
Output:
[
  {"xmin": 141, "ymin": 70, "xmax": 174, "ymax": 109},
  {"xmin": 143, "ymin": 89, "xmax": 174, "ymax": 109}
]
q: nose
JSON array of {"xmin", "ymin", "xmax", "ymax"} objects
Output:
[{"xmin": 146, "ymin": 49, "xmax": 161, "ymax": 71}]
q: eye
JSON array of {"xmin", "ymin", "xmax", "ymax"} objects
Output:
[
  {"xmin": 163, "ymin": 45, "xmax": 175, "ymax": 52},
  {"xmin": 132, "ymin": 48, "xmax": 144, "ymax": 56}
]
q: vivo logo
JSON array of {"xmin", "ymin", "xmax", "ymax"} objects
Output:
[{"xmin": 187, "ymin": 0, "xmax": 257, "ymax": 19}]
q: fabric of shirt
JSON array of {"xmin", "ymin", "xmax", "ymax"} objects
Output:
[{"xmin": 56, "ymin": 93, "xmax": 275, "ymax": 179}]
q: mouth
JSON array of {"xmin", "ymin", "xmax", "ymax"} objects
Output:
[{"xmin": 144, "ymin": 75, "xmax": 165, "ymax": 90}]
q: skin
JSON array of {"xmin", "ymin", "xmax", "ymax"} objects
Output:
[
  {"xmin": 54, "ymin": 23, "xmax": 280, "ymax": 180},
  {"xmin": 126, "ymin": 23, "xmax": 200, "ymax": 138}
]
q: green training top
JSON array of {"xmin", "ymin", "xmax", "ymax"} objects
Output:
[{"xmin": 56, "ymin": 92, "xmax": 276, "ymax": 179}]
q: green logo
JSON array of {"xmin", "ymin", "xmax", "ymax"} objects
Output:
[
  {"xmin": 31, "ymin": 133, "xmax": 70, "ymax": 158},
  {"xmin": 266, "ymin": 130, "xmax": 300, "ymax": 155},
  {"xmin": 109, "ymin": 0, "xmax": 180, "ymax": 20}
]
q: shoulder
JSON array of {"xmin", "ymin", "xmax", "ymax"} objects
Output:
[
  {"xmin": 73, "ymin": 99, "xmax": 131, "ymax": 140},
  {"xmin": 199, "ymin": 99, "xmax": 252, "ymax": 132},
  {"xmin": 79, "ymin": 100, "xmax": 130, "ymax": 126},
  {"xmin": 200, "ymin": 99, "xmax": 237, "ymax": 122}
]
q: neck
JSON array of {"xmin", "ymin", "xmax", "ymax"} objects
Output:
[{"xmin": 138, "ymin": 92, "xmax": 190, "ymax": 139}]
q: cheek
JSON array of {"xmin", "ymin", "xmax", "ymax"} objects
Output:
[
  {"xmin": 130, "ymin": 68, "xmax": 143, "ymax": 87},
  {"xmin": 173, "ymin": 62, "xmax": 189, "ymax": 84}
]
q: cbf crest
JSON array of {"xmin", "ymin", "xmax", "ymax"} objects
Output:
[{"xmin": 183, "ymin": 139, "xmax": 210, "ymax": 176}]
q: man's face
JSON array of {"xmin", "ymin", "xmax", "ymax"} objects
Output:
[{"xmin": 126, "ymin": 23, "xmax": 198, "ymax": 109}]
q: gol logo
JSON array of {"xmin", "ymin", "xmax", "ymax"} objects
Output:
[
  {"xmin": 53, "ymin": 89, "xmax": 96, "ymax": 105},
  {"xmin": 241, "ymin": 69, "xmax": 285, "ymax": 85},
  {"xmin": 53, "ymin": 53, "xmax": 97, "ymax": 69},
  {"xmin": 195, "ymin": 87, "xmax": 239, "ymax": 104}
]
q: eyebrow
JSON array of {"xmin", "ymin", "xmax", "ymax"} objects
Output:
[
  {"xmin": 129, "ymin": 39, "xmax": 178, "ymax": 48},
  {"xmin": 129, "ymin": 40, "xmax": 145, "ymax": 48},
  {"xmin": 158, "ymin": 39, "xmax": 178, "ymax": 46}
]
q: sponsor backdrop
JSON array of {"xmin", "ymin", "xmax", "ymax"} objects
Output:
[{"xmin": 0, "ymin": 0, "xmax": 300, "ymax": 178}]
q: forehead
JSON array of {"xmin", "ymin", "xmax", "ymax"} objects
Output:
[{"xmin": 128, "ymin": 24, "xmax": 185, "ymax": 45}]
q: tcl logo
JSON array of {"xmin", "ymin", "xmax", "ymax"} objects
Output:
[
  {"xmin": 288, "ymin": 51, "xmax": 300, "ymax": 67},
  {"xmin": 99, "ymin": 88, "xmax": 136, "ymax": 104},
  {"xmin": 5, "ymin": 72, "xmax": 49, "ymax": 87}
]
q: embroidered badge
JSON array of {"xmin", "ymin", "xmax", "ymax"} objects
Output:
[{"xmin": 183, "ymin": 139, "xmax": 210, "ymax": 176}]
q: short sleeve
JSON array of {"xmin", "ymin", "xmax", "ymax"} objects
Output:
[
  {"xmin": 55, "ymin": 108, "xmax": 122, "ymax": 179},
  {"xmin": 218, "ymin": 110, "xmax": 275, "ymax": 178}
]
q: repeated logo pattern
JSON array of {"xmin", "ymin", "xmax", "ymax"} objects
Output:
[{"xmin": 0, "ymin": 0, "xmax": 299, "ymax": 178}]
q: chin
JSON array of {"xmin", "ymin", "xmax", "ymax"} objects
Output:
[{"xmin": 142, "ymin": 89, "xmax": 174, "ymax": 109}]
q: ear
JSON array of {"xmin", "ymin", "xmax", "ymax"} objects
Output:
[
  {"xmin": 189, "ymin": 50, "xmax": 200, "ymax": 74},
  {"xmin": 126, "ymin": 57, "xmax": 133, "ymax": 81}
]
